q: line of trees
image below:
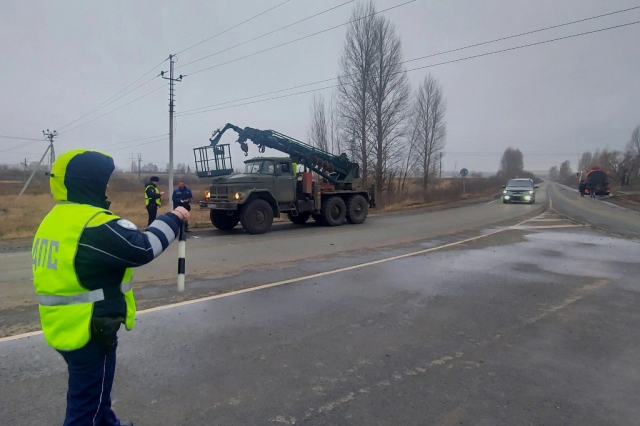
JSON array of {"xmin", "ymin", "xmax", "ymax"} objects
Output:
[
  {"xmin": 307, "ymin": 1, "xmax": 446, "ymax": 204},
  {"xmin": 549, "ymin": 125, "xmax": 640, "ymax": 187}
]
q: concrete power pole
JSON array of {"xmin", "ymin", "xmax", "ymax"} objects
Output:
[
  {"xmin": 16, "ymin": 129, "xmax": 57, "ymax": 199},
  {"xmin": 160, "ymin": 55, "xmax": 184, "ymax": 211},
  {"xmin": 43, "ymin": 130, "xmax": 57, "ymax": 172},
  {"xmin": 137, "ymin": 153, "xmax": 142, "ymax": 181}
]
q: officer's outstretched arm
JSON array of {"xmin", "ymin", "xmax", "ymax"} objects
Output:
[{"xmin": 78, "ymin": 210, "xmax": 187, "ymax": 268}]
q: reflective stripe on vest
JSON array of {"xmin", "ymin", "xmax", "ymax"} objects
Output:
[
  {"xmin": 33, "ymin": 203, "xmax": 136, "ymax": 351},
  {"xmin": 145, "ymin": 184, "xmax": 161, "ymax": 206},
  {"xmin": 37, "ymin": 281, "xmax": 132, "ymax": 306}
]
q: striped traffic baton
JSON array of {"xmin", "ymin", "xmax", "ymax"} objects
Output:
[{"xmin": 177, "ymin": 221, "xmax": 186, "ymax": 292}]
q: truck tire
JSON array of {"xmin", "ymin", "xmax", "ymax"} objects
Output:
[
  {"xmin": 346, "ymin": 195, "xmax": 368, "ymax": 224},
  {"xmin": 287, "ymin": 212, "xmax": 311, "ymax": 224},
  {"xmin": 210, "ymin": 210, "xmax": 239, "ymax": 230},
  {"xmin": 240, "ymin": 199, "xmax": 273, "ymax": 234},
  {"xmin": 322, "ymin": 196, "xmax": 346, "ymax": 226}
]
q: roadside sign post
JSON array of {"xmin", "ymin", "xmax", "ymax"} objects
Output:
[{"xmin": 460, "ymin": 168, "xmax": 468, "ymax": 194}]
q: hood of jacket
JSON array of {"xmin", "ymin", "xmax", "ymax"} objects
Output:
[{"xmin": 50, "ymin": 149, "xmax": 115, "ymax": 209}]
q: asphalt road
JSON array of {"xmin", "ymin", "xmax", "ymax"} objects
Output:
[
  {"xmin": 0, "ymin": 185, "xmax": 547, "ymax": 335},
  {"xmin": 1, "ymin": 182, "xmax": 640, "ymax": 425}
]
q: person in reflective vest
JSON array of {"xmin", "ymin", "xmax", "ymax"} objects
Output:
[
  {"xmin": 32, "ymin": 149, "xmax": 190, "ymax": 426},
  {"xmin": 144, "ymin": 176, "xmax": 163, "ymax": 226}
]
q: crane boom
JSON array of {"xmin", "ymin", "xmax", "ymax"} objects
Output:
[{"xmin": 209, "ymin": 123, "xmax": 360, "ymax": 187}]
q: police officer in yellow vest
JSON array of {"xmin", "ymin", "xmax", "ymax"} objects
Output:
[
  {"xmin": 32, "ymin": 149, "xmax": 190, "ymax": 426},
  {"xmin": 144, "ymin": 176, "xmax": 164, "ymax": 226}
]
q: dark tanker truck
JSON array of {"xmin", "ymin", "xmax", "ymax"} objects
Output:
[
  {"xmin": 578, "ymin": 167, "xmax": 611, "ymax": 197},
  {"xmin": 193, "ymin": 123, "xmax": 374, "ymax": 234}
]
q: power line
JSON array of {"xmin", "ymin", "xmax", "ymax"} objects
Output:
[
  {"xmin": 177, "ymin": 5, "xmax": 640, "ymax": 116},
  {"xmin": 106, "ymin": 137, "xmax": 170, "ymax": 152},
  {"xmin": 404, "ymin": 20, "xmax": 640, "ymax": 74},
  {"xmin": 0, "ymin": 138, "xmax": 45, "ymax": 153},
  {"xmin": 177, "ymin": 19, "xmax": 640, "ymax": 116},
  {"xmin": 175, "ymin": 0, "xmax": 293, "ymax": 55},
  {"xmin": 55, "ymin": 1, "xmax": 295, "ymax": 131},
  {"xmin": 404, "ymin": 5, "xmax": 640, "ymax": 65},
  {"xmin": 0, "ymin": 134, "xmax": 43, "ymax": 141},
  {"xmin": 177, "ymin": 0, "xmax": 354, "ymax": 69},
  {"xmin": 59, "ymin": 84, "xmax": 166, "ymax": 134},
  {"xmin": 185, "ymin": 0, "xmax": 416, "ymax": 76},
  {"xmin": 57, "ymin": 59, "xmax": 167, "ymax": 131}
]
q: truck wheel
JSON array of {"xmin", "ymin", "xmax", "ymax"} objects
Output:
[
  {"xmin": 240, "ymin": 199, "xmax": 273, "ymax": 234},
  {"xmin": 346, "ymin": 195, "xmax": 368, "ymax": 224},
  {"xmin": 210, "ymin": 210, "xmax": 239, "ymax": 230},
  {"xmin": 287, "ymin": 212, "xmax": 311, "ymax": 224},
  {"xmin": 322, "ymin": 196, "xmax": 346, "ymax": 226}
]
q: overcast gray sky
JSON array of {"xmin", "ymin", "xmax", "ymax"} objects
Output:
[{"xmin": 1, "ymin": 0, "xmax": 639, "ymax": 175}]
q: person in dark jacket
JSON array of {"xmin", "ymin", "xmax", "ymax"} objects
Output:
[
  {"xmin": 145, "ymin": 176, "xmax": 164, "ymax": 226},
  {"xmin": 588, "ymin": 180, "xmax": 597, "ymax": 198},
  {"xmin": 172, "ymin": 180, "xmax": 193, "ymax": 231},
  {"xmin": 32, "ymin": 149, "xmax": 190, "ymax": 426}
]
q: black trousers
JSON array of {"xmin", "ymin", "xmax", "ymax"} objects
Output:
[
  {"xmin": 146, "ymin": 204, "xmax": 158, "ymax": 226},
  {"xmin": 58, "ymin": 339, "xmax": 120, "ymax": 426}
]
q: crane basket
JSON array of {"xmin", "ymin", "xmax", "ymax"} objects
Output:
[{"xmin": 193, "ymin": 144, "xmax": 234, "ymax": 178}]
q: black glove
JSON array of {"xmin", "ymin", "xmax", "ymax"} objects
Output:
[{"xmin": 91, "ymin": 317, "xmax": 123, "ymax": 354}]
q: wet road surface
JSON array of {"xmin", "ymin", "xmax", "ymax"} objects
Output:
[
  {"xmin": 2, "ymin": 201, "xmax": 640, "ymax": 425},
  {"xmin": 0, "ymin": 186, "xmax": 547, "ymax": 336}
]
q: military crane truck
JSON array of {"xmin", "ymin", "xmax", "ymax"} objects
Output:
[{"xmin": 193, "ymin": 123, "xmax": 375, "ymax": 234}]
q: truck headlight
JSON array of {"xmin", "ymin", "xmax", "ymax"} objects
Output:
[
  {"xmin": 528, "ymin": 190, "xmax": 534, "ymax": 194},
  {"xmin": 205, "ymin": 191, "xmax": 210, "ymax": 199},
  {"xmin": 503, "ymin": 190, "xmax": 508, "ymax": 194},
  {"xmin": 232, "ymin": 192, "xmax": 243, "ymax": 201}
]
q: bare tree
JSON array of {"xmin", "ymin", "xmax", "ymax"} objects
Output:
[
  {"xmin": 626, "ymin": 125, "xmax": 640, "ymax": 183},
  {"xmin": 337, "ymin": 0, "xmax": 379, "ymax": 187},
  {"xmin": 559, "ymin": 160, "xmax": 572, "ymax": 182},
  {"xmin": 399, "ymin": 123, "xmax": 421, "ymax": 191},
  {"xmin": 411, "ymin": 73, "xmax": 447, "ymax": 192},
  {"xmin": 600, "ymin": 149, "xmax": 633, "ymax": 186},
  {"xmin": 307, "ymin": 94, "xmax": 329, "ymax": 151},
  {"xmin": 328, "ymin": 96, "xmax": 340, "ymax": 154},
  {"xmin": 369, "ymin": 14, "xmax": 410, "ymax": 202},
  {"xmin": 499, "ymin": 147, "xmax": 524, "ymax": 179},
  {"xmin": 577, "ymin": 151, "xmax": 593, "ymax": 172},
  {"xmin": 549, "ymin": 165, "xmax": 559, "ymax": 181}
]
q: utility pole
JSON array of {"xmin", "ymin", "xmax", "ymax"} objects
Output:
[
  {"xmin": 21, "ymin": 158, "xmax": 30, "ymax": 182},
  {"xmin": 160, "ymin": 55, "xmax": 184, "ymax": 211},
  {"xmin": 43, "ymin": 129, "xmax": 57, "ymax": 172},
  {"xmin": 439, "ymin": 152, "xmax": 443, "ymax": 179},
  {"xmin": 17, "ymin": 129, "xmax": 57, "ymax": 199},
  {"xmin": 137, "ymin": 153, "xmax": 142, "ymax": 181}
]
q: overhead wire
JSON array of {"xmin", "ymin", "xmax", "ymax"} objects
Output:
[
  {"xmin": 175, "ymin": 0, "xmax": 293, "ymax": 55},
  {"xmin": 176, "ymin": 19, "xmax": 640, "ymax": 116},
  {"xmin": 185, "ymin": 0, "xmax": 416, "ymax": 76},
  {"xmin": 177, "ymin": 5, "xmax": 640, "ymax": 116},
  {"xmin": 59, "ymin": 84, "xmax": 166, "ymax": 134},
  {"xmin": 56, "ymin": 59, "xmax": 168, "ymax": 131},
  {"xmin": 55, "ymin": 1, "xmax": 299, "ymax": 132},
  {"xmin": 177, "ymin": 0, "xmax": 355, "ymax": 69}
]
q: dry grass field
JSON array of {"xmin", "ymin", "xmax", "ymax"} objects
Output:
[
  {"xmin": 0, "ymin": 172, "xmax": 501, "ymax": 239},
  {"xmin": 0, "ymin": 173, "xmax": 211, "ymax": 239}
]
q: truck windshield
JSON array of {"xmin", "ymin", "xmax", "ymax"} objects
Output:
[{"xmin": 244, "ymin": 161, "xmax": 275, "ymax": 174}]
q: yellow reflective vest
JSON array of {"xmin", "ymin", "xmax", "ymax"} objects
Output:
[
  {"xmin": 145, "ymin": 184, "xmax": 161, "ymax": 206},
  {"xmin": 32, "ymin": 203, "xmax": 136, "ymax": 351}
]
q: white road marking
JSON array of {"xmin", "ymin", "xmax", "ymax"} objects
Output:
[
  {"xmin": 0, "ymin": 216, "xmax": 535, "ymax": 344},
  {"xmin": 487, "ymin": 200, "xmax": 498, "ymax": 204},
  {"xmin": 601, "ymin": 201, "xmax": 628, "ymax": 211}
]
